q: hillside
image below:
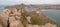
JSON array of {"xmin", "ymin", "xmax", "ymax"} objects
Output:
[{"xmin": 0, "ymin": 4, "xmax": 60, "ymax": 27}]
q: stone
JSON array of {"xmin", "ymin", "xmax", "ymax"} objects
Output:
[
  {"xmin": 51, "ymin": 24, "xmax": 57, "ymax": 27},
  {"xmin": 44, "ymin": 23, "xmax": 57, "ymax": 27},
  {"xmin": 41, "ymin": 25, "xmax": 44, "ymax": 27},
  {"xmin": 15, "ymin": 16, "xmax": 21, "ymax": 20},
  {"xmin": 0, "ymin": 12, "xmax": 9, "ymax": 27},
  {"xmin": 10, "ymin": 20, "xmax": 23, "ymax": 27},
  {"xmin": 9, "ymin": 16, "xmax": 16, "ymax": 23},
  {"xmin": 26, "ymin": 16, "xmax": 31, "ymax": 23},
  {"xmin": 0, "ymin": 24, "xmax": 3, "ymax": 27},
  {"xmin": 3, "ymin": 9, "xmax": 11, "ymax": 15},
  {"xmin": 33, "ymin": 25, "xmax": 40, "ymax": 27},
  {"xmin": 26, "ymin": 24, "xmax": 33, "ymax": 27}
]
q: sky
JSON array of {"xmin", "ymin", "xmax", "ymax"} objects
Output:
[{"xmin": 0, "ymin": 0, "xmax": 60, "ymax": 5}]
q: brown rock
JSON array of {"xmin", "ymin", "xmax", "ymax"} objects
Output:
[
  {"xmin": 9, "ymin": 16, "xmax": 16, "ymax": 23},
  {"xmin": 0, "ymin": 24, "xmax": 3, "ymax": 27},
  {"xmin": 10, "ymin": 20, "xmax": 23, "ymax": 27},
  {"xmin": 0, "ymin": 12, "xmax": 8, "ymax": 27}
]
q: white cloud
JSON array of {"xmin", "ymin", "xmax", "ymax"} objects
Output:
[
  {"xmin": 0, "ymin": 0, "xmax": 22, "ymax": 5},
  {"xmin": 0, "ymin": 0, "xmax": 22, "ymax": 1},
  {"xmin": 0, "ymin": 0, "xmax": 60, "ymax": 5},
  {"xmin": 23, "ymin": 0, "xmax": 60, "ymax": 4}
]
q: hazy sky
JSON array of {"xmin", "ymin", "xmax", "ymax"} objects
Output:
[{"xmin": 0, "ymin": 0, "xmax": 60, "ymax": 5}]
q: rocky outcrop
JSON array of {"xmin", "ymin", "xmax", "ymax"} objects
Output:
[
  {"xmin": 0, "ymin": 5, "xmax": 59, "ymax": 27},
  {"xmin": 44, "ymin": 23, "xmax": 57, "ymax": 27},
  {"xmin": 26, "ymin": 23, "xmax": 57, "ymax": 27},
  {"xmin": 10, "ymin": 20, "xmax": 23, "ymax": 27},
  {"xmin": 26, "ymin": 24, "xmax": 40, "ymax": 27},
  {"xmin": 0, "ymin": 12, "xmax": 9, "ymax": 27},
  {"xmin": 0, "ymin": 8, "xmax": 23, "ymax": 27},
  {"xmin": 26, "ymin": 16, "xmax": 31, "ymax": 23},
  {"xmin": 7, "ymin": 8, "xmax": 23, "ymax": 27}
]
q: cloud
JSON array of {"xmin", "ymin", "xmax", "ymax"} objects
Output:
[
  {"xmin": 0, "ymin": 0, "xmax": 22, "ymax": 1},
  {"xmin": 0, "ymin": 0, "xmax": 22, "ymax": 5},
  {"xmin": 23, "ymin": 0, "xmax": 60, "ymax": 4},
  {"xmin": 0, "ymin": 0, "xmax": 60, "ymax": 5}
]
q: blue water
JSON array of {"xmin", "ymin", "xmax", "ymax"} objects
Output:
[
  {"xmin": 0, "ymin": 5, "xmax": 6, "ymax": 11},
  {"xmin": 41, "ymin": 10, "xmax": 60, "ymax": 25}
]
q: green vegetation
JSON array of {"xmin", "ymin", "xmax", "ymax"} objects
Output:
[
  {"xmin": 21, "ymin": 10, "xmax": 29, "ymax": 27},
  {"xmin": 21, "ymin": 8, "xmax": 59, "ymax": 27},
  {"xmin": 30, "ymin": 16, "xmax": 45, "ymax": 25},
  {"xmin": 22, "ymin": 20, "xmax": 27, "ymax": 27},
  {"xmin": 21, "ymin": 10, "xmax": 45, "ymax": 26}
]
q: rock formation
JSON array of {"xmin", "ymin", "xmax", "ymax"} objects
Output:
[{"xmin": 0, "ymin": 4, "xmax": 59, "ymax": 27}]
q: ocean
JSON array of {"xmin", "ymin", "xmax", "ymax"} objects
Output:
[{"xmin": 41, "ymin": 10, "xmax": 60, "ymax": 25}]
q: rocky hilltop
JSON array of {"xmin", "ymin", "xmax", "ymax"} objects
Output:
[{"xmin": 0, "ymin": 4, "xmax": 60, "ymax": 27}]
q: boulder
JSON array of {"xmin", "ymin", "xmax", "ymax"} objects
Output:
[
  {"xmin": 10, "ymin": 20, "xmax": 23, "ymax": 27},
  {"xmin": 0, "ymin": 12, "xmax": 9, "ymax": 27},
  {"xmin": 26, "ymin": 16, "xmax": 31, "ymax": 23}
]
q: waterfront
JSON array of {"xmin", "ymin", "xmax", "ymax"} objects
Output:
[
  {"xmin": 25, "ymin": 8, "xmax": 60, "ymax": 25},
  {"xmin": 41, "ymin": 10, "xmax": 60, "ymax": 25}
]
